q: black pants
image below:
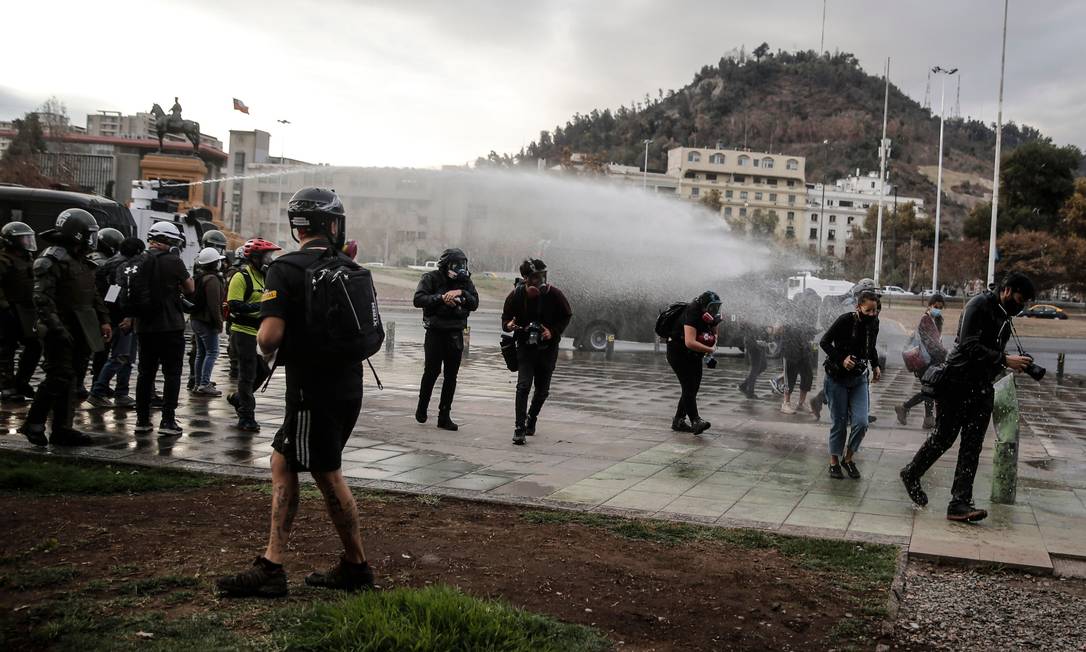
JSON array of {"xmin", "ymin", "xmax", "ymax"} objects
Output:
[
  {"xmin": 667, "ymin": 343, "xmax": 703, "ymax": 421},
  {"xmin": 903, "ymin": 371, "xmax": 935, "ymax": 417},
  {"xmin": 231, "ymin": 331, "xmax": 270, "ymax": 419},
  {"xmin": 740, "ymin": 338, "xmax": 767, "ymax": 394},
  {"xmin": 783, "ymin": 347, "xmax": 813, "ymax": 394},
  {"xmin": 26, "ymin": 332, "xmax": 88, "ymax": 430},
  {"xmin": 136, "ymin": 331, "xmax": 185, "ymax": 422},
  {"xmin": 515, "ymin": 343, "xmax": 560, "ymax": 428},
  {"xmin": 0, "ymin": 311, "xmax": 41, "ymax": 391},
  {"xmin": 903, "ymin": 383, "xmax": 994, "ymax": 508},
  {"xmin": 419, "ymin": 329, "xmax": 463, "ymax": 414}
]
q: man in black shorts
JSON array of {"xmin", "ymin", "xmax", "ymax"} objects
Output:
[{"xmin": 216, "ymin": 187, "xmax": 373, "ymax": 597}]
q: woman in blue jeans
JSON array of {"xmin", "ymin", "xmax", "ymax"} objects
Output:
[
  {"xmin": 819, "ymin": 290, "xmax": 881, "ymax": 479},
  {"xmin": 189, "ymin": 247, "xmax": 226, "ymax": 396}
]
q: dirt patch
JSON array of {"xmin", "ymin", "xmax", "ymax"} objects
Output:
[{"xmin": 0, "ymin": 484, "xmax": 896, "ymax": 651}]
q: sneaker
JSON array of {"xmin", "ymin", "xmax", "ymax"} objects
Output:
[
  {"xmin": 671, "ymin": 417, "xmax": 692, "ymax": 433},
  {"xmin": 841, "ymin": 460, "xmax": 861, "ymax": 479},
  {"xmin": 134, "ymin": 420, "xmax": 154, "ymax": 434},
  {"xmin": 227, "ymin": 393, "xmax": 240, "ymax": 413},
  {"xmin": 900, "ymin": 468, "xmax": 928, "ymax": 507},
  {"xmin": 525, "ymin": 415, "xmax": 537, "ymax": 437},
  {"xmin": 512, "ymin": 428, "xmax": 526, "ymax": 445},
  {"xmin": 194, "ymin": 384, "xmax": 223, "ymax": 397},
  {"xmin": 216, "ymin": 557, "xmax": 288, "ymax": 598},
  {"xmin": 828, "ymin": 463, "xmax": 844, "ymax": 479},
  {"xmin": 947, "ymin": 502, "xmax": 988, "ymax": 523},
  {"xmin": 690, "ymin": 418, "xmax": 711, "ymax": 435},
  {"xmin": 158, "ymin": 418, "xmax": 183, "ymax": 437},
  {"xmin": 18, "ymin": 423, "xmax": 48, "ymax": 447},
  {"xmin": 86, "ymin": 393, "xmax": 114, "ymax": 408},
  {"xmin": 809, "ymin": 397, "xmax": 823, "ymax": 421},
  {"xmin": 304, "ymin": 557, "xmax": 374, "ymax": 592},
  {"xmin": 769, "ymin": 375, "xmax": 786, "ymax": 396},
  {"xmin": 114, "ymin": 394, "xmax": 136, "ymax": 409},
  {"xmin": 49, "ymin": 428, "xmax": 94, "ymax": 447},
  {"xmin": 894, "ymin": 405, "xmax": 908, "ymax": 426},
  {"xmin": 922, "ymin": 414, "xmax": 936, "ymax": 430},
  {"xmin": 236, "ymin": 417, "xmax": 261, "ymax": 432},
  {"xmin": 780, "ymin": 400, "xmax": 796, "ymax": 415}
]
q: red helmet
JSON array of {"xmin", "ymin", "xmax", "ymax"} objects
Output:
[{"xmin": 242, "ymin": 238, "xmax": 281, "ymax": 259}]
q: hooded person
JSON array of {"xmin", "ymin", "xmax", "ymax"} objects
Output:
[
  {"xmin": 665, "ymin": 290, "xmax": 721, "ymax": 435},
  {"xmin": 412, "ymin": 248, "xmax": 479, "ymax": 430}
]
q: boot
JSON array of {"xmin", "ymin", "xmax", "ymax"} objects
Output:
[
  {"xmin": 512, "ymin": 427, "xmax": 526, "ymax": 445},
  {"xmin": 50, "ymin": 427, "xmax": 94, "ymax": 447},
  {"xmin": 671, "ymin": 417, "xmax": 692, "ymax": 432},
  {"xmin": 437, "ymin": 410, "xmax": 458, "ymax": 431},
  {"xmin": 415, "ymin": 396, "xmax": 429, "ymax": 424},
  {"xmin": 525, "ymin": 415, "xmax": 537, "ymax": 436},
  {"xmin": 690, "ymin": 418, "xmax": 711, "ymax": 435},
  {"xmin": 894, "ymin": 405, "xmax": 908, "ymax": 426},
  {"xmin": 19, "ymin": 422, "xmax": 47, "ymax": 447}
]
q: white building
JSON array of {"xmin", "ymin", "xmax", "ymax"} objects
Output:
[{"xmin": 804, "ymin": 171, "xmax": 926, "ymax": 259}]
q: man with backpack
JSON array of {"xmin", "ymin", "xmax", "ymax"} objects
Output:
[
  {"xmin": 413, "ymin": 247, "xmax": 479, "ymax": 431},
  {"xmin": 659, "ymin": 291, "xmax": 721, "ymax": 435},
  {"xmin": 88, "ymin": 236, "xmax": 145, "ymax": 408},
  {"xmin": 217, "ymin": 187, "xmax": 379, "ymax": 597},
  {"xmin": 0, "ymin": 221, "xmax": 42, "ymax": 403},
  {"xmin": 189, "ymin": 247, "xmax": 227, "ymax": 397},
  {"xmin": 125, "ymin": 221, "xmax": 194, "ymax": 437},
  {"xmin": 226, "ymin": 238, "xmax": 280, "ymax": 432},
  {"xmin": 501, "ymin": 258, "xmax": 573, "ymax": 446},
  {"xmin": 19, "ymin": 209, "xmax": 111, "ymax": 446}
]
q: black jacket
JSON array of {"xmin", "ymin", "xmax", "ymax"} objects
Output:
[
  {"xmin": 501, "ymin": 284, "xmax": 573, "ymax": 344},
  {"xmin": 820, "ymin": 311, "xmax": 880, "ymax": 378},
  {"xmin": 413, "ymin": 270, "xmax": 479, "ymax": 330},
  {"xmin": 945, "ymin": 291, "xmax": 1012, "ymax": 384}
]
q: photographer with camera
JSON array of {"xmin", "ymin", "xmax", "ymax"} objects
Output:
[
  {"xmin": 900, "ymin": 272, "xmax": 1036, "ymax": 523},
  {"xmin": 501, "ymin": 258, "xmax": 572, "ymax": 446},
  {"xmin": 664, "ymin": 291, "xmax": 721, "ymax": 436},
  {"xmin": 820, "ymin": 290, "xmax": 881, "ymax": 480},
  {"xmin": 413, "ymin": 248, "xmax": 479, "ymax": 431}
]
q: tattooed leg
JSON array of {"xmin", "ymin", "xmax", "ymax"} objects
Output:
[
  {"xmin": 313, "ymin": 469, "xmax": 366, "ymax": 564},
  {"xmin": 263, "ymin": 452, "xmax": 299, "ymax": 564}
]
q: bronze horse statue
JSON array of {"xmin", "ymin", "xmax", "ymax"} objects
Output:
[{"xmin": 150, "ymin": 103, "xmax": 201, "ymax": 154}]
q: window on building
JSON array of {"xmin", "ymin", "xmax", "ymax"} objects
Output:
[
  {"xmin": 761, "ymin": 157, "xmax": 774, "ymax": 169},
  {"xmin": 788, "ymin": 194, "xmax": 796, "ymax": 205},
  {"xmin": 838, "ymin": 200, "xmax": 854, "ymax": 208},
  {"xmin": 785, "ymin": 226, "xmax": 795, "ymax": 239},
  {"xmin": 234, "ymin": 152, "xmax": 246, "ymax": 174},
  {"xmin": 769, "ymin": 193, "xmax": 777, "ymax": 202},
  {"xmin": 709, "ymin": 153, "xmax": 724, "ymax": 164},
  {"xmin": 724, "ymin": 206, "xmax": 733, "ymax": 216},
  {"xmin": 787, "ymin": 211, "xmax": 795, "ymax": 222},
  {"xmin": 684, "ymin": 170, "xmax": 697, "ymax": 179},
  {"xmin": 752, "ymin": 158, "xmax": 760, "ymax": 167},
  {"xmin": 739, "ymin": 191, "xmax": 748, "ymax": 200},
  {"xmin": 734, "ymin": 175, "xmax": 746, "ymax": 183},
  {"xmin": 809, "ymin": 228, "xmax": 818, "ymax": 240},
  {"xmin": 811, "ymin": 214, "xmax": 819, "ymax": 223},
  {"xmin": 786, "ymin": 159, "xmax": 799, "ymax": 170},
  {"xmin": 767, "ymin": 178, "xmax": 778, "ymax": 186},
  {"xmin": 828, "ymin": 229, "xmax": 836, "ymax": 241},
  {"xmin": 845, "ymin": 246, "xmax": 852, "ymax": 255},
  {"xmin": 847, "ymin": 216, "xmax": 854, "ymax": 224},
  {"xmin": 827, "ymin": 244, "xmax": 835, "ymax": 255},
  {"xmin": 691, "ymin": 187, "xmax": 700, "ymax": 197},
  {"xmin": 755, "ymin": 192, "xmax": 763, "ymax": 201},
  {"xmin": 753, "ymin": 176, "xmax": 763, "ymax": 184},
  {"xmin": 829, "ymin": 215, "xmax": 836, "ymax": 223},
  {"xmin": 725, "ymin": 190, "xmax": 733, "ymax": 199},
  {"xmin": 787, "ymin": 180, "xmax": 796, "ymax": 187},
  {"xmin": 769, "ymin": 210, "xmax": 778, "ymax": 221},
  {"xmin": 871, "ymin": 181, "xmax": 876, "ymax": 189},
  {"xmin": 738, "ymin": 155, "xmax": 750, "ymax": 167},
  {"xmin": 826, "ymin": 199, "xmax": 834, "ymax": 207},
  {"xmin": 706, "ymin": 173, "xmax": 717, "ymax": 181},
  {"xmin": 739, "ymin": 207, "xmax": 748, "ymax": 217},
  {"xmin": 687, "ymin": 151, "xmax": 701, "ymax": 163}
]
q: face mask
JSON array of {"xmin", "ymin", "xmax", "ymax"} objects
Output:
[
  {"xmin": 929, "ymin": 308, "xmax": 942, "ymax": 318},
  {"xmin": 858, "ymin": 311, "xmax": 876, "ymax": 322},
  {"xmin": 1002, "ymin": 294, "xmax": 1024, "ymax": 315}
]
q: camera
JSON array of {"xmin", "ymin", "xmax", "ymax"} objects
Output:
[
  {"xmin": 852, "ymin": 358, "xmax": 869, "ymax": 375},
  {"xmin": 1023, "ymin": 357, "xmax": 1046, "ymax": 382},
  {"xmin": 525, "ymin": 321, "xmax": 544, "ymax": 346},
  {"xmin": 704, "ymin": 355, "xmax": 718, "ymax": 369}
]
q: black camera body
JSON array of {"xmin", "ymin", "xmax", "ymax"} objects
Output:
[
  {"xmin": 852, "ymin": 358, "xmax": 869, "ymax": 376},
  {"xmin": 1023, "ymin": 356, "xmax": 1046, "ymax": 382},
  {"xmin": 704, "ymin": 355, "xmax": 718, "ymax": 369},
  {"xmin": 525, "ymin": 321, "xmax": 544, "ymax": 346}
]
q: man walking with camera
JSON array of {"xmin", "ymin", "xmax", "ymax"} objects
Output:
[
  {"xmin": 501, "ymin": 258, "xmax": 572, "ymax": 446},
  {"xmin": 900, "ymin": 273, "xmax": 1035, "ymax": 522}
]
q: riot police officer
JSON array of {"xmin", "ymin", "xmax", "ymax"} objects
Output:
[
  {"xmin": 413, "ymin": 248, "xmax": 479, "ymax": 430},
  {"xmin": 0, "ymin": 222, "xmax": 42, "ymax": 402},
  {"xmin": 19, "ymin": 209, "xmax": 111, "ymax": 446}
]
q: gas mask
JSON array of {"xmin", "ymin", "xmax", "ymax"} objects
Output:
[
  {"xmin": 702, "ymin": 302, "xmax": 722, "ymax": 324},
  {"xmin": 446, "ymin": 260, "xmax": 470, "ymax": 281},
  {"xmin": 525, "ymin": 272, "xmax": 549, "ymax": 298}
]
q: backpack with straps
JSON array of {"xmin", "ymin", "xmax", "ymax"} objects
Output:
[
  {"xmin": 274, "ymin": 248, "xmax": 384, "ymax": 364},
  {"xmin": 118, "ymin": 251, "xmax": 159, "ymax": 318},
  {"xmin": 655, "ymin": 302, "xmax": 688, "ymax": 339}
]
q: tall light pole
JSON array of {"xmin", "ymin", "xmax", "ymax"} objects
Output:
[
  {"xmin": 818, "ymin": 139, "xmax": 829, "ymax": 256},
  {"xmin": 930, "ymin": 66, "xmax": 957, "ymax": 292},
  {"xmin": 873, "ymin": 57, "xmax": 891, "ymax": 285},
  {"xmin": 642, "ymin": 139, "xmax": 651, "ymax": 190},
  {"xmin": 275, "ymin": 118, "xmax": 291, "ymax": 248},
  {"xmin": 987, "ymin": 0, "xmax": 1009, "ymax": 287},
  {"xmin": 820, "ymin": 0, "xmax": 827, "ymax": 54}
]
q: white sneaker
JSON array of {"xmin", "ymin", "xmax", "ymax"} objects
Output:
[{"xmin": 780, "ymin": 400, "xmax": 796, "ymax": 415}]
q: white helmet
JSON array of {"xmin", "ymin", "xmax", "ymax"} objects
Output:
[
  {"xmin": 148, "ymin": 221, "xmax": 185, "ymax": 247},
  {"xmin": 196, "ymin": 246, "xmax": 226, "ymax": 267}
]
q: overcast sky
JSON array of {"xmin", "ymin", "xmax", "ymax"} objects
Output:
[{"xmin": 2, "ymin": 0, "xmax": 1082, "ymax": 168}]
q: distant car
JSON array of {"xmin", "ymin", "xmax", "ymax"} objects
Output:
[
  {"xmin": 920, "ymin": 289, "xmax": 937, "ymax": 297},
  {"xmin": 881, "ymin": 286, "xmax": 914, "ymax": 296},
  {"xmin": 482, "ymin": 271, "xmax": 498, "ymax": 278},
  {"xmin": 365, "ymin": 261, "xmax": 385, "ymax": 267},
  {"xmin": 1021, "ymin": 304, "xmax": 1069, "ymax": 319}
]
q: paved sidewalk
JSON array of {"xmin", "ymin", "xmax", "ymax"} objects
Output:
[{"xmin": 3, "ymin": 337, "xmax": 1085, "ymax": 573}]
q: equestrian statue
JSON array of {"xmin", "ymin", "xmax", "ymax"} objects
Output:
[{"xmin": 150, "ymin": 97, "xmax": 201, "ymax": 154}]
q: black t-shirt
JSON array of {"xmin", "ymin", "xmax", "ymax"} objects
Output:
[
  {"xmin": 260, "ymin": 242, "xmax": 364, "ymax": 401},
  {"xmin": 669, "ymin": 303, "xmax": 715, "ymax": 352},
  {"xmin": 134, "ymin": 249, "xmax": 190, "ymax": 334}
]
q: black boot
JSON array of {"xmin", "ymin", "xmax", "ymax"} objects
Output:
[
  {"xmin": 671, "ymin": 417, "xmax": 692, "ymax": 432},
  {"xmin": 512, "ymin": 427, "xmax": 526, "ymax": 445},
  {"xmin": 689, "ymin": 418, "xmax": 711, "ymax": 435},
  {"xmin": 19, "ymin": 422, "xmax": 47, "ymax": 447},
  {"xmin": 437, "ymin": 410, "xmax": 458, "ymax": 431},
  {"xmin": 415, "ymin": 397, "xmax": 428, "ymax": 424},
  {"xmin": 50, "ymin": 427, "xmax": 94, "ymax": 446},
  {"xmin": 525, "ymin": 415, "xmax": 537, "ymax": 436}
]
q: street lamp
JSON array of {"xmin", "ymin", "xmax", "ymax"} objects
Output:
[
  {"xmin": 642, "ymin": 139, "xmax": 651, "ymax": 190},
  {"xmin": 275, "ymin": 118, "xmax": 291, "ymax": 248},
  {"xmin": 987, "ymin": 0, "xmax": 1010, "ymax": 286},
  {"xmin": 818, "ymin": 139, "xmax": 830, "ymax": 256},
  {"xmin": 930, "ymin": 66, "xmax": 958, "ymax": 292},
  {"xmin": 873, "ymin": 57, "xmax": 891, "ymax": 285}
]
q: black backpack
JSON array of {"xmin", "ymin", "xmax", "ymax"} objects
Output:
[
  {"xmin": 275, "ymin": 248, "xmax": 384, "ymax": 364},
  {"xmin": 118, "ymin": 251, "xmax": 159, "ymax": 318},
  {"xmin": 655, "ymin": 302, "xmax": 688, "ymax": 339}
]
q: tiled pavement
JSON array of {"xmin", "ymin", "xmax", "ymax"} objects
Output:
[{"xmin": 3, "ymin": 333, "xmax": 1086, "ymax": 574}]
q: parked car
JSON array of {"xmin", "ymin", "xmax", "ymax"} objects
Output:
[
  {"xmin": 882, "ymin": 285, "xmax": 914, "ymax": 296},
  {"xmin": 1021, "ymin": 304, "xmax": 1069, "ymax": 320}
]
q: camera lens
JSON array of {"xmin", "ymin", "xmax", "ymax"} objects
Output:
[{"xmin": 1024, "ymin": 362, "xmax": 1046, "ymax": 382}]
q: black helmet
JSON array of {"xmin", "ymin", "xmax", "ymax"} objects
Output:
[
  {"xmin": 1, "ymin": 221, "xmax": 37, "ymax": 252},
  {"xmin": 201, "ymin": 229, "xmax": 228, "ymax": 253},
  {"xmin": 439, "ymin": 248, "xmax": 470, "ymax": 280},
  {"xmin": 43, "ymin": 208, "xmax": 99, "ymax": 251},
  {"xmin": 98, "ymin": 227, "xmax": 124, "ymax": 257},
  {"xmin": 519, "ymin": 258, "xmax": 547, "ymax": 279},
  {"xmin": 287, "ymin": 187, "xmax": 346, "ymax": 249},
  {"xmin": 695, "ymin": 290, "xmax": 722, "ymax": 315}
]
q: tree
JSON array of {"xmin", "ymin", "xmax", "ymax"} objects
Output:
[
  {"xmin": 995, "ymin": 230, "xmax": 1066, "ymax": 292},
  {"xmin": 1058, "ymin": 178, "xmax": 1086, "ymax": 238},
  {"xmin": 699, "ymin": 188, "xmax": 722, "ymax": 213},
  {"xmin": 999, "ymin": 141, "xmax": 1082, "ymax": 232},
  {"xmin": 0, "ymin": 113, "xmax": 50, "ymax": 188},
  {"xmin": 753, "ymin": 42, "xmax": 770, "ymax": 62}
]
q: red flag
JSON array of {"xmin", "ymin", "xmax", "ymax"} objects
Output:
[{"xmin": 232, "ymin": 98, "xmax": 249, "ymax": 114}]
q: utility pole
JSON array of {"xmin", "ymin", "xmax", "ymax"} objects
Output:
[
  {"xmin": 820, "ymin": 0, "xmax": 827, "ymax": 54},
  {"xmin": 874, "ymin": 57, "xmax": 891, "ymax": 285},
  {"xmin": 275, "ymin": 118, "xmax": 291, "ymax": 248},
  {"xmin": 987, "ymin": 0, "xmax": 1010, "ymax": 287},
  {"xmin": 931, "ymin": 66, "xmax": 958, "ymax": 292},
  {"xmin": 642, "ymin": 139, "xmax": 651, "ymax": 190}
]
